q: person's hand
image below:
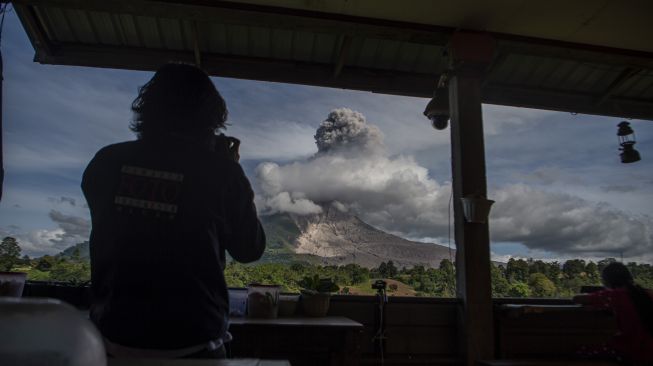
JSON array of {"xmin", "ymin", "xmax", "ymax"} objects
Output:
[
  {"xmin": 227, "ymin": 136, "xmax": 240, "ymax": 162},
  {"xmin": 214, "ymin": 134, "xmax": 240, "ymax": 162}
]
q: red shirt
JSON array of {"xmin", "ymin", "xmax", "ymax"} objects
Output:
[{"xmin": 587, "ymin": 287, "xmax": 653, "ymax": 362}]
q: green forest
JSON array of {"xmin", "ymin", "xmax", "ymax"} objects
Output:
[{"xmin": 3, "ymin": 236, "xmax": 653, "ymax": 298}]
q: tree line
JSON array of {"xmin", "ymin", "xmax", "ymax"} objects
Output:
[
  {"xmin": 1, "ymin": 237, "xmax": 90, "ymax": 284},
  {"xmin": 491, "ymin": 257, "xmax": 653, "ymax": 297},
  {"xmin": 3, "ymin": 236, "xmax": 653, "ymax": 298}
]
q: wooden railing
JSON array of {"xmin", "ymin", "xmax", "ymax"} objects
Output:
[
  {"xmin": 493, "ymin": 301, "xmax": 616, "ymax": 360},
  {"xmin": 22, "ymin": 282, "xmax": 617, "ymax": 366},
  {"xmin": 328, "ymin": 295, "xmax": 461, "ymax": 365}
]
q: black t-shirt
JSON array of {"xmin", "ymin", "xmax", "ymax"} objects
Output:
[{"xmin": 82, "ymin": 138, "xmax": 265, "ymax": 349}]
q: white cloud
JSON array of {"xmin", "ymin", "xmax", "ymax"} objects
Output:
[
  {"xmin": 0, "ymin": 227, "xmax": 66, "ymax": 257},
  {"xmin": 48, "ymin": 210, "xmax": 91, "ymax": 243},
  {"xmin": 490, "ymin": 252, "xmax": 516, "ymax": 264},
  {"xmin": 48, "ymin": 196, "xmax": 77, "ymax": 206},
  {"xmin": 482, "ymin": 104, "xmax": 556, "ymax": 136},
  {"xmin": 228, "ymin": 120, "xmax": 316, "ymax": 160},
  {"xmin": 255, "ymin": 108, "xmax": 653, "ymax": 262},
  {"xmin": 256, "ymin": 146, "xmax": 451, "ymax": 237},
  {"xmin": 21, "ymin": 229, "xmax": 69, "ymax": 256},
  {"xmin": 264, "ymin": 191, "xmax": 323, "ymax": 215},
  {"xmin": 0, "ymin": 207, "xmax": 90, "ymax": 257},
  {"xmin": 490, "ymin": 249, "xmax": 653, "ymax": 266},
  {"xmin": 0, "ymin": 152, "xmax": 89, "ymax": 257},
  {"xmin": 511, "ymin": 166, "xmax": 585, "ymax": 186},
  {"xmin": 4, "ymin": 143, "xmax": 88, "ymax": 172},
  {"xmin": 490, "ymin": 184, "xmax": 653, "ymax": 258}
]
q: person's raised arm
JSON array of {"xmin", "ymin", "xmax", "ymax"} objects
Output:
[
  {"xmin": 82, "ymin": 147, "xmax": 112, "ymax": 215},
  {"xmin": 573, "ymin": 294, "xmax": 593, "ymax": 305},
  {"xmin": 222, "ymin": 163, "xmax": 266, "ymax": 263},
  {"xmin": 573, "ymin": 289, "xmax": 612, "ymax": 310}
]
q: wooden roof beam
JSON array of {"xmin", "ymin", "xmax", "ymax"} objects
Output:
[
  {"xmin": 484, "ymin": 83, "xmax": 653, "ymax": 121},
  {"xmin": 27, "ymin": 41, "xmax": 653, "ymax": 120},
  {"xmin": 332, "ymin": 35, "xmax": 352, "ymax": 78},
  {"xmin": 595, "ymin": 67, "xmax": 642, "ymax": 106},
  {"xmin": 33, "ymin": 43, "xmax": 438, "ymax": 96},
  {"xmin": 9, "ymin": 0, "xmax": 451, "ymax": 45},
  {"xmin": 11, "ymin": 0, "xmax": 653, "ymax": 71},
  {"xmin": 498, "ymin": 40, "xmax": 653, "ymax": 71},
  {"xmin": 12, "ymin": 3, "xmax": 56, "ymax": 58}
]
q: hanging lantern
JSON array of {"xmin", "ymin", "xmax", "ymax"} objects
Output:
[
  {"xmin": 461, "ymin": 194, "xmax": 495, "ymax": 224},
  {"xmin": 617, "ymin": 121, "xmax": 641, "ymax": 164}
]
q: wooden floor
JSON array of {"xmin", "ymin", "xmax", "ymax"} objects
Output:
[{"xmin": 478, "ymin": 361, "xmax": 618, "ymax": 366}]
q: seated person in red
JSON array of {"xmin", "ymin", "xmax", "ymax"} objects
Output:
[
  {"xmin": 573, "ymin": 262, "xmax": 653, "ymax": 365},
  {"xmin": 82, "ymin": 63, "xmax": 266, "ymax": 358}
]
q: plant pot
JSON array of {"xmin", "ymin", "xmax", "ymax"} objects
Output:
[
  {"xmin": 21, "ymin": 281, "xmax": 92, "ymax": 309},
  {"xmin": 247, "ymin": 284, "xmax": 280, "ymax": 319},
  {"xmin": 0, "ymin": 272, "xmax": 27, "ymax": 297},
  {"xmin": 278, "ymin": 294, "xmax": 299, "ymax": 317},
  {"xmin": 301, "ymin": 291, "xmax": 331, "ymax": 317}
]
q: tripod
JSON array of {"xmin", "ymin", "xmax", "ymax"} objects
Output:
[{"xmin": 371, "ymin": 280, "xmax": 388, "ymax": 365}]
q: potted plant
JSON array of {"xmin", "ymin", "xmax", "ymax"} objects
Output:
[
  {"xmin": 299, "ymin": 275, "xmax": 339, "ymax": 317},
  {"xmin": 247, "ymin": 284, "xmax": 281, "ymax": 319}
]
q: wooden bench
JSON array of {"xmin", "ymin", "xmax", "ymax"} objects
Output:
[{"xmin": 495, "ymin": 304, "xmax": 616, "ymax": 359}]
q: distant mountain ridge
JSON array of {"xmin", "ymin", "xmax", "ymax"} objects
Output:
[
  {"xmin": 59, "ymin": 241, "xmax": 90, "ymax": 260},
  {"xmin": 261, "ymin": 205, "xmax": 454, "ymax": 269},
  {"xmin": 59, "ymin": 209, "xmax": 454, "ymax": 269}
]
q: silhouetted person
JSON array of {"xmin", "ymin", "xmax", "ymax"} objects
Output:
[
  {"xmin": 574, "ymin": 262, "xmax": 653, "ymax": 364},
  {"xmin": 82, "ymin": 63, "xmax": 265, "ymax": 358}
]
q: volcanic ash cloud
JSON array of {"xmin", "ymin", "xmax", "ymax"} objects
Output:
[
  {"xmin": 256, "ymin": 108, "xmax": 450, "ymax": 236},
  {"xmin": 314, "ymin": 108, "xmax": 384, "ymax": 155}
]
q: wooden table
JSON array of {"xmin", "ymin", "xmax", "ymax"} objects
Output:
[
  {"xmin": 229, "ymin": 316, "xmax": 362, "ymax": 328},
  {"xmin": 109, "ymin": 359, "xmax": 289, "ymax": 366},
  {"xmin": 228, "ymin": 316, "xmax": 364, "ymax": 366}
]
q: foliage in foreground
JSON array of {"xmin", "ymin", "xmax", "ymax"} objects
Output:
[{"xmin": 1, "ymin": 237, "xmax": 22, "ymax": 271}]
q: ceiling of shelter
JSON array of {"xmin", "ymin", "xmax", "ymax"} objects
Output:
[
  {"xmin": 233, "ymin": 0, "xmax": 653, "ymax": 53},
  {"xmin": 9, "ymin": 0, "xmax": 653, "ymax": 120}
]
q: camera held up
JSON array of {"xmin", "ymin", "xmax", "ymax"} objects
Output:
[{"xmin": 214, "ymin": 134, "xmax": 240, "ymax": 162}]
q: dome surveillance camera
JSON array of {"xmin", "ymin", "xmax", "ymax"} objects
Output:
[
  {"xmin": 430, "ymin": 115, "xmax": 449, "ymax": 130},
  {"xmin": 423, "ymin": 87, "xmax": 450, "ymax": 130}
]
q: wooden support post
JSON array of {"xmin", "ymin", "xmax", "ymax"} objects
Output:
[{"xmin": 448, "ymin": 32, "xmax": 495, "ymax": 366}]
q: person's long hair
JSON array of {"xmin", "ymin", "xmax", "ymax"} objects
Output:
[
  {"xmin": 602, "ymin": 262, "xmax": 653, "ymax": 336},
  {"xmin": 130, "ymin": 63, "xmax": 228, "ymax": 140}
]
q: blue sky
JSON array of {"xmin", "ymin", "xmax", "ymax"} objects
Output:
[{"xmin": 1, "ymin": 9, "xmax": 652, "ymax": 263}]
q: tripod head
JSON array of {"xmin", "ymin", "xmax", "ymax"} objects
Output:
[{"xmin": 372, "ymin": 279, "xmax": 388, "ymax": 304}]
